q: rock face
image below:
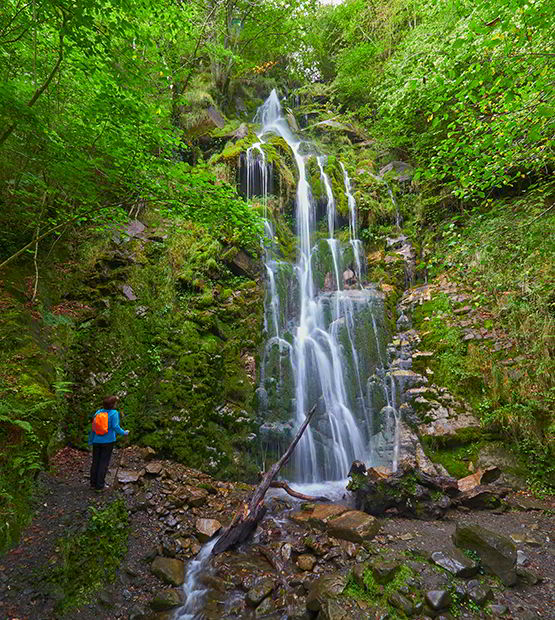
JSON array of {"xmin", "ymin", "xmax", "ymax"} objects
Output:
[{"xmin": 453, "ymin": 523, "xmax": 517, "ymax": 586}]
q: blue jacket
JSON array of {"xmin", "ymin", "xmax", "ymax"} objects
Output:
[{"xmin": 90, "ymin": 409, "xmax": 126, "ymax": 444}]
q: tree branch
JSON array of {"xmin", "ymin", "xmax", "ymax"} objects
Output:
[{"xmin": 0, "ymin": 21, "xmax": 65, "ymax": 149}]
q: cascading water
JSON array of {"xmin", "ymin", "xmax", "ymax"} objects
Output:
[
  {"xmin": 175, "ymin": 538, "xmax": 219, "ymax": 620},
  {"xmin": 254, "ymin": 90, "xmax": 396, "ymax": 482}
]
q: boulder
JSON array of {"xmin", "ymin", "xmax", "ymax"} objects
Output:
[
  {"xmin": 222, "ymin": 246, "xmax": 260, "ymax": 279},
  {"xmin": 246, "ymin": 577, "xmax": 274, "ymax": 607},
  {"xmin": 453, "ymin": 523, "xmax": 517, "ymax": 586},
  {"xmin": 370, "ymin": 560, "xmax": 399, "ymax": 584},
  {"xmin": 306, "ymin": 574, "xmax": 347, "ymax": 613},
  {"xmin": 425, "ymin": 590, "xmax": 452, "ymax": 611},
  {"xmin": 150, "ymin": 557, "xmax": 185, "ymax": 586},
  {"xmin": 297, "ymin": 554, "xmax": 317, "ymax": 571},
  {"xmin": 326, "ymin": 510, "xmax": 380, "ymax": 543},
  {"xmin": 149, "ymin": 588, "xmax": 184, "ymax": 611},
  {"xmin": 431, "ymin": 550, "xmax": 479, "ymax": 578},
  {"xmin": 195, "ymin": 518, "xmax": 222, "ymax": 543},
  {"xmin": 290, "ymin": 503, "xmax": 349, "ymax": 527},
  {"xmin": 117, "ymin": 469, "xmax": 142, "ymax": 484},
  {"xmin": 457, "ymin": 467, "xmax": 501, "ymax": 492}
]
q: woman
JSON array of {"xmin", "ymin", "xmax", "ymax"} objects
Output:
[{"xmin": 89, "ymin": 395, "xmax": 129, "ymax": 490}]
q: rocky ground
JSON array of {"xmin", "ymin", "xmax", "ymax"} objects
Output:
[{"xmin": 0, "ymin": 446, "xmax": 553, "ymax": 620}]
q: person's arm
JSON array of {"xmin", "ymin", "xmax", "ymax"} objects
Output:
[{"xmin": 111, "ymin": 410, "xmax": 128, "ymax": 436}]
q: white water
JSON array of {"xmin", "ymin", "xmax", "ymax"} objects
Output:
[
  {"xmin": 254, "ymin": 90, "xmax": 383, "ymax": 482},
  {"xmin": 175, "ymin": 538, "xmax": 219, "ymax": 620}
]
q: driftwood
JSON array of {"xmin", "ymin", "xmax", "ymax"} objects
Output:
[
  {"xmin": 269, "ymin": 480, "xmax": 330, "ymax": 502},
  {"xmin": 212, "ymin": 405, "xmax": 317, "ymax": 555}
]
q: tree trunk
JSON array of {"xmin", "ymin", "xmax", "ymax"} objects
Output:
[{"xmin": 212, "ymin": 404, "xmax": 317, "ymax": 555}]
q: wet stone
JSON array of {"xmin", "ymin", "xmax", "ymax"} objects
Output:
[
  {"xmin": 297, "ymin": 554, "xmax": 317, "ymax": 571},
  {"xmin": 150, "ymin": 556, "xmax": 185, "ymax": 586},
  {"xmin": 149, "ymin": 588, "xmax": 184, "ymax": 611},
  {"xmin": 453, "ymin": 523, "xmax": 517, "ymax": 586},
  {"xmin": 431, "ymin": 550, "xmax": 479, "ymax": 578},
  {"xmin": 370, "ymin": 560, "xmax": 399, "ymax": 584},
  {"xmin": 246, "ymin": 577, "xmax": 274, "ymax": 607},
  {"xmin": 117, "ymin": 469, "xmax": 142, "ymax": 484},
  {"xmin": 467, "ymin": 584, "xmax": 493, "ymax": 606},
  {"xmin": 389, "ymin": 592, "xmax": 414, "ymax": 616},
  {"xmin": 425, "ymin": 590, "xmax": 452, "ymax": 611},
  {"xmin": 195, "ymin": 518, "xmax": 222, "ymax": 543}
]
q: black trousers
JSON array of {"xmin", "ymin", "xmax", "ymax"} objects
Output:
[{"xmin": 90, "ymin": 442, "xmax": 115, "ymax": 489}]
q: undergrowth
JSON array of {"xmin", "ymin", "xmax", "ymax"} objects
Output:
[{"xmin": 44, "ymin": 498, "xmax": 129, "ymax": 613}]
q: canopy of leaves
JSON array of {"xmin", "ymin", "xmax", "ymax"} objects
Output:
[{"xmin": 307, "ymin": 0, "xmax": 554, "ymax": 201}]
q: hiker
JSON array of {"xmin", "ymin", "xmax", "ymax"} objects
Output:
[{"xmin": 89, "ymin": 395, "xmax": 129, "ymax": 490}]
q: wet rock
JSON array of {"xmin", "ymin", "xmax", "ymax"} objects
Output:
[
  {"xmin": 195, "ymin": 518, "xmax": 222, "ymax": 542},
  {"xmin": 222, "ymin": 246, "xmax": 260, "ymax": 279},
  {"xmin": 145, "ymin": 462, "xmax": 164, "ymax": 475},
  {"xmin": 150, "ymin": 556, "xmax": 185, "ymax": 586},
  {"xmin": 370, "ymin": 560, "xmax": 399, "ymax": 584},
  {"xmin": 457, "ymin": 485, "xmax": 507, "ymax": 510},
  {"xmin": 327, "ymin": 510, "xmax": 380, "ymax": 543},
  {"xmin": 453, "ymin": 523, "xmax": 517, "ymax": 586},
  {"xmin": 490, "ymin": 603, "xmax": 509, "ymax": 616},
  {"xmin": 316, "ymin": 599, "xmax": 349, "ymax": 620},
  {"xmin": 457, "ymin": 467, "xmax": 501, "ymax": 492},
  {"xmin": 290, "ymin": 504, "xmax": 349, "ymax": 527},
  {"xmin": 149, "ymin": 588, "xmax": 184, "ymax": 611},
  {"xmin": 380, "ymin": 160, "xmax": 414, "ymax": 182},
  {"xmin": 389, "ymin": 591, "xmax": 414, "ymax": 616},
  {"xmin": 297, "ymin": 554, "xmax": 317, "ymax": 571},
  {"xmin": 431, "ymin": 550, "xmax": 479, "ymax": 578},
  {"xmin": 467, "ymin": 584, "xmax": 493, "ymax": 606},
  {"xmin": 187, "ymin": 487, "xmax": 209, "ymax": 507},
  {"xmin": 425, "ymin": 590, "xmax": 452, "ymax": 611},
  {"xmin": 117, "ymin": 469, "xmax": 143, "ymax": 484},
  {"xmin": 516, "ymin": 566, "xmax": 542, "ymax": 584},
  {"xmin": 246, "ymin": 577, "xmax": 274, "ymax": 607},
  {"xmin": 306, "ymin": 574, "xmax": 347, "ymax": 612}
]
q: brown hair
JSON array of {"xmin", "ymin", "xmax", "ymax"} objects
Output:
[{"xmin": 102, "ymin": 395, "xmax": 118, "ymax": 410}]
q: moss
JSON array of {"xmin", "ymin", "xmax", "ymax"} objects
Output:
[
  {"xmin": 423, "ymin": 441, "xmax": 482, "ymax": 479},
  {"xmin": 343, "ymin": 563, "xmax": 415, "ymax": 619}
]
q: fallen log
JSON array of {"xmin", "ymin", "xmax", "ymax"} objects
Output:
[
  {"xmin": 269, "ymin": 480, "xmax": 330, "ymax": 502},
  {"xmin": 212, "ymin": 404, "xmax": 317, "ymax": 555}
]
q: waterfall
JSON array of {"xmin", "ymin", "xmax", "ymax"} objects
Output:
[{"xmin": 254, "ymin": 90, "xmax": 394, "ymax": 482}]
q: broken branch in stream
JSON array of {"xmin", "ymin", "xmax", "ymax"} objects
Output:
[
  {"xmin": 269, "ymin": 480, "xmax": 330, "ymax": 503},
  {"xmin": 212, "ymin": 404, "xmax": 318, "ymax": 555}
]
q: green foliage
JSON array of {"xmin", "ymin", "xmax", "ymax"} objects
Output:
[
  {"xmin": 343, "ymin": 563, "xmax": 415, "ymax": 618},
  {"xmin": 309, "ymin": 0, "xmax": 554, "ymax": 201},
  {"xmin": 45, "ymin": 498, "xmax": 129, "ymax": 613}
]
